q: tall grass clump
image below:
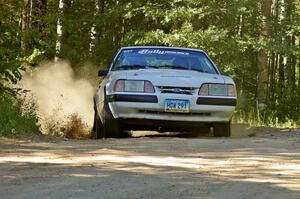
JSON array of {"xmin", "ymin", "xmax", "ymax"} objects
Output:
[
  {"xmin": 233, "ymin": 108, "xmax": 299, "ymax": 128},
  {"xmin": 0, "ymin": 95, "xmax": 39, "ymax": 136}
]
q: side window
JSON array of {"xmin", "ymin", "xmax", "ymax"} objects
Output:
[
  {"xmin": 202, "ymin": 57, "xmax": 216, "ymax": 74},
  {"xmin": 114, "ymin": 54, "xmax": 125, "ymax": 69},
  {"xmin": 196, "ymin": 54, "xmax": 217, "ymax": 74}
]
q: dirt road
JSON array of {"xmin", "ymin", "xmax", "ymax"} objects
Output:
[{"xmin": 1, "ymin": 127, "xmax": 300, "ymax": 199}]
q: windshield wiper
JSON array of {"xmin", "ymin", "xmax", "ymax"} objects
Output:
[
  {"xmin": 190, "ymin": 68, "xmax": 205, "ymax": 73},
  {"xmin": 116, "ymin": 65, "xmax": 161, "ymax": 70},
  {"xmin": 145, "ymin": 65, "xmax": 159, "ymax": 69},
  {"xmin": 157, "ymin": 65, "xmax": 206, "ymax": 73},
  {"xmin": 172, "ymin": 65, "xmax": 190, "ymax": 70},
  {"xmin": 155, "ymin": 65, "xmax": 188, "ymax": 70},
  {"xmin": 116, "ymin": 65, "xmax": 146, "ymax": 70}
]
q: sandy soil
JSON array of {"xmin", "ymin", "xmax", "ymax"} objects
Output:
[{"xmin": 0, "ymin": 126, "xmax": 300, "ymax": 199}]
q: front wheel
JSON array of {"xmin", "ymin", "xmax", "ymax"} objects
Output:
[
  {"xmin": 92, "ymin": 109, "xmax": 104, "ymax": 139},
  {"xmin": 213, "ymin": 122, "xmax": 231, "ymax": 137},
  {"xmin": 102, "ymin": 100, "xmax": 123, "ymax": 138}
]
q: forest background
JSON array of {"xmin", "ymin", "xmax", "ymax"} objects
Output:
[{"xmin": 1, "ymin": 0, "xmax": 300, "ymax": 135}]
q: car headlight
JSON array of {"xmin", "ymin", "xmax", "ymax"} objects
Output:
[
  {"xmin": 114, "ymin": 80, "xmax": 155, "ymax": 93},
  {"xmin": 199, "ymin": 83, "xmax": 236, "ymax": 97}
]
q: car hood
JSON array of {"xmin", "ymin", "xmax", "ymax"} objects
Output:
[{"xmin": 109, "ymin": 69, "xmax": 233, "ymax": 87}]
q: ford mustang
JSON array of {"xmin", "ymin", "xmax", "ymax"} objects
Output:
[{"xmin": 93, "ymin": 46, "xmax": 237, "ymax": 138}]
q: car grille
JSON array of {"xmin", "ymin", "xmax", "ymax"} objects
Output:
[
  {"xmin": 139, "ymin": 110, "xmax": 211, "ymax": 116},
  {"xmin": 158, "ymin": 86, "xmax": 196, "ymax": 95}
]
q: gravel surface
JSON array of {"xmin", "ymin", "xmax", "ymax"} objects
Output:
[{"xmin": 1, "ymin": 126, "xmax": 300, "ymax": 199}]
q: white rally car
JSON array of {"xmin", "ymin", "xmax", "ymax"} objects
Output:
[{"xmin": 93, "ymin": 46, "xmax": 237, "ymax": 138}]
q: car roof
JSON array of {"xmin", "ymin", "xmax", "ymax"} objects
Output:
[{"xmin": 120, "ymin": 46, "xmax": 205, "ymax": 53}]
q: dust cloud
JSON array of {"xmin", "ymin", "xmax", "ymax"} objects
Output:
[{"xmin": 21, "ymin": 61, "xmax": 95, "ymax": 138}]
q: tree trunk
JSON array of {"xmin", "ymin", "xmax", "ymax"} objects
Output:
[
  {"xmin": 29, "ymin": 0, "xmax": 33, "ymax": 29},
  {"xmin": 237, "ymin": 14, "xmax": 243, "ymax": 37},
  {"xmin": 34, "ymin": 0, "xmax": 47, "ymax": 31},
  {"xmin": 89, "ymin": 0, "xmax": 100, "ymax": 53},
  {"xmin": 278, "ymin": 54, "xmax": 285, "ymax": 96},
  {"xmin": 257, "ymin": 0, "xmax": 272, "ymax": 109},
  {"xmin": 285, "ymin": 0, "xmax": 296, "ymax": 91},
  {"xmin": 21, "ymin": 0, "xmax": 30, "ymax": 55},
  {"xmin": 55, "ymin": 0, "xmax": 64, "ymax": 62},
  {"xmin": 269, "ymin": 53, "xmax": 275, "ymax": 99}
]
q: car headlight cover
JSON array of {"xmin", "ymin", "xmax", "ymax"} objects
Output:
[
  {"xmin": 114, "ymin": 80, "xmax": 125, "ymax": 92},
  {"xmin": 199, "ymin": 83, "xmax": 236, "ymax": 97},
  {"xmin": 227, "ymin": 84, "xmax": 237, "ymax": 97},
  {"xmin": 114, "ymin": 80, "xmax": 155, "ymax": 93}
]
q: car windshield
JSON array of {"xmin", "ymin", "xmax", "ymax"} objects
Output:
[{"xmin": 111, "ymin": 48, "xmax": 218, "ymax": 74}]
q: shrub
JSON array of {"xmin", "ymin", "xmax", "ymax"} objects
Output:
[{"xmin": 0, "ymin": 95, "xmax": 39, "ymax": 136}]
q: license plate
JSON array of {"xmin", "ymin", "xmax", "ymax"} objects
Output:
[{"xmin": 164, "ymin": 99, "xmax": 190, "ymax": 113}]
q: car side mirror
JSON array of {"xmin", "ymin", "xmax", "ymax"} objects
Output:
[{"xmin": 98, "ymin": 69, "xmax": 109, "ymax": 77}]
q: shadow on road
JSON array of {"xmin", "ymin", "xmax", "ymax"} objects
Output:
[{"xmin": 131, "ymin": 130, "xmax": 212, "ymax": 139}]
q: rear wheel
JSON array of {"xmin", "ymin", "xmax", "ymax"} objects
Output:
[{"xmin": 213, "ymin": 122, "xmax": 231, "ymax": 137}]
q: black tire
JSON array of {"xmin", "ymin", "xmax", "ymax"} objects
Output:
[
  {"xmin": 102, "ymin": 100, "xmax": 123, "ymax": 138},
  {"xmin": 93, "ymin": 109, "xmax": 104, "ymax": 139},
  {"xmin": 213, "ymin": 122, "xmax": 231, "ymax": 137},
  {"xmin": 199, "ymin": 126, "xmax": 211, "ymax": 134}
]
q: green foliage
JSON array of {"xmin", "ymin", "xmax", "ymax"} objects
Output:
[
  {"xmin": 0, "ymin": 96, "xmax": 39, "ymax": 136},
  {"xmin": 234, "ymin": 108, "xmax": 299, "ymax": 129},
  {"xmin": 0, "ymin": 1, "xmax": 23, "ymax": 88},
  {"xmin": 0, "ymin": 0, "xmax": 299, "ymax": 128},
  {"xmin": 0, "ymin": 1, "xmax": 41, "ymax": 136}
]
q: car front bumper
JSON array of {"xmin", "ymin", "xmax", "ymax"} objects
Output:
[{"xmin": 107, "ymin": 94, "xmax": 236, "ymax": 123}]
